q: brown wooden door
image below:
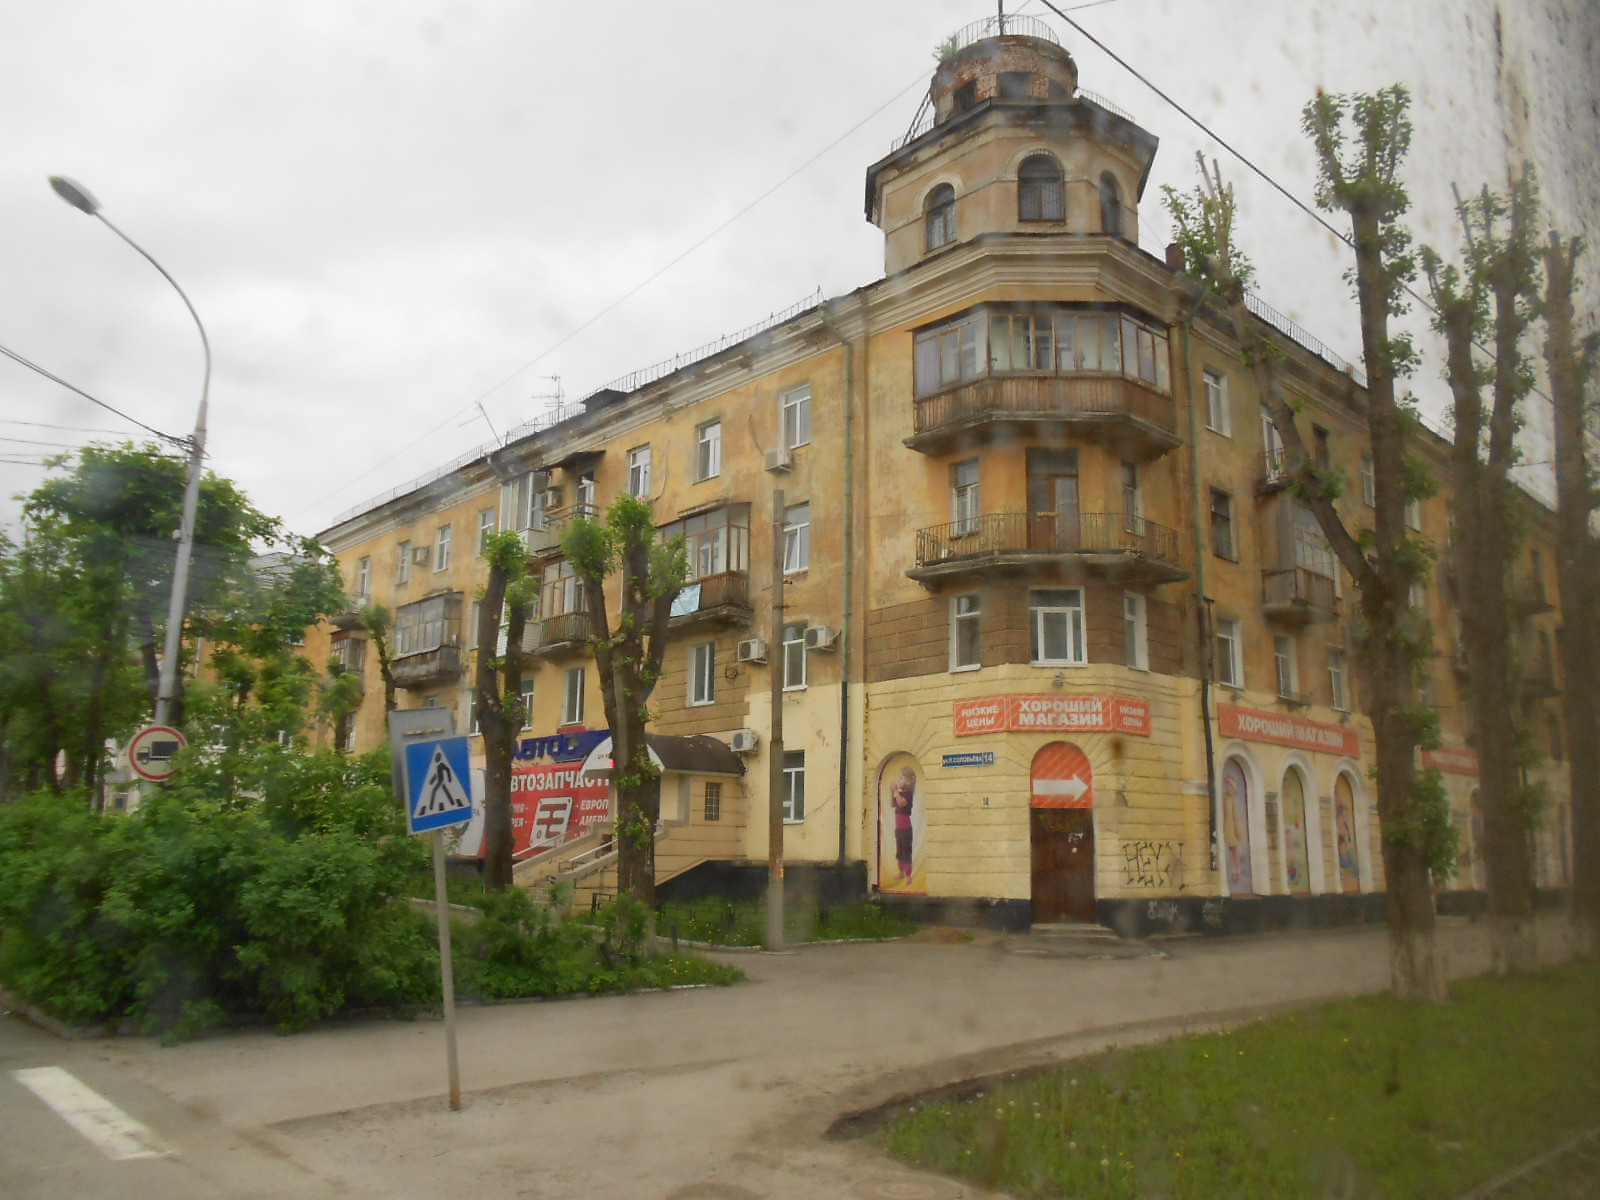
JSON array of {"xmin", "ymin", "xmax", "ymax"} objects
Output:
[
  {"xmin": 1027, "ymin": 448, "xmax": 1079, "ymax": 551},
  {"xmin": 1031, "ymin": 807, "xmax": 1096, "ymax": 923}
]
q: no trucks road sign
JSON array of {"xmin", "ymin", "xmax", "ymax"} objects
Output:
[
  {"xmin": 403, "ymin": 736, "xmax": 474, "ymax": 835},
  {"xmin": 127, "ymin": 725, "xmax": 188, "ymax": 782}
]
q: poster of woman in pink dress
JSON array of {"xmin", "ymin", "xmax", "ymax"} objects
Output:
[{"xmin": 877, "ymin": 754, "xmax": 926, "ymax": 893}]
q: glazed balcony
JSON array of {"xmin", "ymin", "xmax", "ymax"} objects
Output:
[
  {"xmin": 906, "ymin": 376, "xmax": 1180, "ymax": 457},
  {"xmin": 1261, "ymin": 567, "xmax": 1338, "ymax": 625},
  {"xmin": 669, "ymin": 570, "xmax": 753, "ymax": 629},
  {"xmin": 529, "ymin": 610, "xmax": 595, "ymax": 657},
  {"xmin": 909, "ymin": 511, "xmax": 1186, "ymax": 585}
]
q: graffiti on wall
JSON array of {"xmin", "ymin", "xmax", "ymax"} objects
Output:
[{"xmin": 1122, "ymin": 839, "xmax": 1185, "ymax": 889}]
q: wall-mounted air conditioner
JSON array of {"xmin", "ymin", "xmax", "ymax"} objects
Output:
[
  {"xmin": 736, "ymin": 637, "xmax": 768, "ymax": 664},
  {"xmin": 729, "ymin": 729, "xmax": 759, "ymax": 754},
  {"xmin": 764, "ymin": 448, "xmax": 792, "ymax": 473},
  {"xmin": 804, "ymin": 625, "xmax": 839, "ymax": 651},
  {"xmin": 411, "ymin": 546, "xmax": 431, "ymax": 566},
  {"xmin": 540, "ymin": 486, "xmax": 564, "ymax": 510}
]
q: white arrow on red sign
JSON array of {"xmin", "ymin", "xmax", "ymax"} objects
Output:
[{"xmin": 1032, "ymin": 774, "xmax": 1088, "ymax": 803}]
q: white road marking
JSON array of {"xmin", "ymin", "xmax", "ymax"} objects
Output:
[{"xmin": 10, "ymin": 1066, "xmax": 174, "ymax": 1161}]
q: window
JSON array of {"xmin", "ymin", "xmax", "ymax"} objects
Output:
[
  {"xmin": 1404, "ymin": 498, "xmax": 1422, "ymax": 530},
  {"xmin": 396, "ymin": 540, "xmax": 411, "ymax": 585},
  {"xmin": 1409, "ymin": 580, "xmax": 1428, "ymax": 611},
  {"xmin": 1262, "ymin": 408, "xmax": 1287, "ymax": 481},
  {"xmin": 1313, "ymin": 425, "xmax": 1332, "ymax": 473},
  {"xmin": 1329, "ymin": 649, "xmax": 1349, "ymax": 711},
  {"xmin": 917, "ymin": 315, "xmax": 984, "ymax": 396},
  {"xmin": 502, "ymin": 470, "xmax": 544, "ymax": 532},
  {"xmin": 696, "ymin": 420, "xmax": 722, "ymax": 481},
  {"xmin": 915, "ymin": 306, "xmax": 1171, "ymax": 397},
  {"xmin": 576, "ymin": 470, "xmax": 596, "ymax": 512},
  {"xmin": 704, "ymin": 781, "xmax": 722, "ymax": 823},
  {"xmin": 354, "ymin": 556, "xmax": 371, "ymax": 600},
  {"xmin": 951, "ymin": 459, "xmax": 980, "ymax": 533},
  {"xmin": 1274, "ymin": 635, "xmax": 1299, "ymax": 698},
  {"xmin": 394, "ymin": 593, "xmax": 463, "ymax": 658},
  {"xmin": 1203, "ymin": 369, "xmax": 1231, "ymax": 435},
  {"xmin": 337, "ymin": 712, "xmax": 357, "ymax": 754},
  {"xmin": 434, "ymin": 524, "xmax": 452, "ymax": 572},
  {"xmin": 1361, "ymin": 454, "xmax": 1376, "ymax": 506},
  {"xmin": 468, "ymin": 692, "xmax": 480, "ymax": 736},
  {"xmin": 952, "ymin": 81, "xmax": 977, "ymax": 112},
  {"xmin": 783, "ymin": 503, "xmax": 811, "ymax": 573},
  {"xmin": 997, "ymin": 70, "xmax": 1033, "ymax": 99},
  {"xmin": 1121, "ymin": 461, "xmax": 1143, "ymax": 532},
  {"xmin": 1030, "ymin": 588, "xmax": 1086, "ymax": 665},
  {"xmin": 330, "ymin": 636, "xmax": 367, "ymax": 675},
  {"xmin": 782, "ymin": 751, "xmax": 806, "ymax": 822},
  {"xmin": 563, "ymin": 667, "xmax": 585, "ymax": 726},
  {"xmin": 1098, "ymin": 171, "xmax": 1123, "ymax": 236},
  {"xmin": 782, "ymin": 621, "xmax": 807, "ymax": 689},
  {"xmin": 1210, "ymin": 490, "xmax": 1236, "ymax": 560},
  {"xmin": 925, "ymin": 184, "xmax": 956, "ymax": 251},
  {"xmin": 520, "ymin": 679, "xmax": 536, "ymax": 728},
  {"xmin": 627, "ymin": 446, "xmax": 651, "ymax": 498},
  {"xmin": 689, "ymin": 641, "xmax": 716, "ymax": 706},
  {"xmin": 1124, "ymin": 592, "xmax": 1148, "ymax": 671},
  {"xmin": 1215, "ymin": 618, "xmax": 1243, "ymax": 687},
  {"xmin": 1018, "ymin": 154, "xmax": 1065, "ymax": 221},
  {"xmin": 951, "ymin": 593, "xmax": 981, "ymax": 670},
  {"xmin": 781, "ymin": 384, "xmax": 812, "ymax": 451},
  {"xmin": 541, "ymin": 558, "xmax": 586, "ymax": 618},
  {"xmin": 660, "ymin": 504, "xmax": 750, "ymax": 582},
  {"xmin": 478, "ymin": 508, "xmax": 496, "ymax": 554},
  {"xmin": 1120, "ymin": 315, "xmax": 1169, "ymax": 389}
]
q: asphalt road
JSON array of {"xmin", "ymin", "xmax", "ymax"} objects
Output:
[{"xmin": 0, "ymin": 916, "xmax": 1577, "ymax": 1200}]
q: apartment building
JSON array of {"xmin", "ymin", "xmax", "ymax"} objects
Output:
[{"xmin": 306, "ymin": 16, "xmax": 1571, "ymax": 932}]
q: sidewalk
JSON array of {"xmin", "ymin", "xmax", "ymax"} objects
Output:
[{"xmin": 37, "ymin": 915, "xmax": 1565, "ymax": 1200}]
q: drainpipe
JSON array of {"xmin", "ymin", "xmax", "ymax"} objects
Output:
[
  {"xmin": 818, "ymin": 297, "xmax": 858, "ymax": 866},
  {"xmin": 1176, "ymin": 271, "xmax": 1219, "ymax": 876}
]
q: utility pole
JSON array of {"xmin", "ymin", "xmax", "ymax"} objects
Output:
[{"xmin": 766, "ymin": 486, "xmax": 786, "ymax": 950}]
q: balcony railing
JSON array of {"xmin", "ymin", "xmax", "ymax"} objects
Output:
[
  {"xmin": 671, "ymin": 570, "xmax": 753, "ymax": 627},
  {"xmin": 911, "ymin": 511, "xmax": 1184, "ymax": 583},
  {"xmin": 908, "ymin": 375, "xmax": 1179, "ymax": 455},
  {"xmin": 390, "ymin": 645, "xmax": 462, "ymax": 689},
  {"xmin": 1261, "ymin": 567, "xmax": 1338, "ymax": 623},
  {"xmin": 532, "ymin": 611, "xmax": 594, "ymax": 653}
]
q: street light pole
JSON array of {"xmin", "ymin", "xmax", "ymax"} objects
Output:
[{"xmin": 50, "ymin": 176, "xmax": 211, "ymax": 730}]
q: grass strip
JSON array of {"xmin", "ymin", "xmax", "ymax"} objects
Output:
[
  {"xmin": 655, "ymin": 898, "xmax": 918, "ymax": 946},
  {"xmin": 871, "ymin": 961, "xmax": 1600, "ymax": 1199}
]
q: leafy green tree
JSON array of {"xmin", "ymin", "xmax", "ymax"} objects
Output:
[
  {"xmin": 359, "ymin": 602, "xmax": 400, "ymax": 715},
  {"xmin": 1421, "ymin": 171, "xmax": 1544, "ymax": 973},
  {"xmin": 474, "ymin": 531, "xmax": 536, "ymax": 892},
  {"xmin": 562, "ymin": 495, "xmax": 687, "ymax": 907},
  {"xmin": 1167, "ymin": 84, "xmax": 1455, "ymax": 1002}
]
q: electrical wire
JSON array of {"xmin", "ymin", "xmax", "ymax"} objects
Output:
[
  {"xmin": 0, "ymin": 341, "xmax": 181, "ymax": 445},
  {"xmin": 0, "ymin": 418, "xmax": 143, "ymax": 437}
]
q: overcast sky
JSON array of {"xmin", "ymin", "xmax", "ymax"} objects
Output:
[{"xmin": 2, "ymin": 0, "xmax": 1595, "ymax": 540}]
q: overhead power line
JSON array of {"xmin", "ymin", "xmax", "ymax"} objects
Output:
[{"xmin": 0, "ymin": 341, "xmax": 181, "ymax": 445}]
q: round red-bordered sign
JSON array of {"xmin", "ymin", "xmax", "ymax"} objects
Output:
[{"xmin": 128, "ymin": 725, "xmax": 188, "ymax": 782}]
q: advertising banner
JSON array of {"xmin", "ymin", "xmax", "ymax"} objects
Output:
[
  {"xmin": 953, "ymin": 694, "xmax": 1152, "ymax": 738},
  {"xmin": 1217, "ymin": 704, "xmax": 1360, "ymax": 758},
  {"xmin": 877, "ymin": 753, "xmax": 927, "ymax": 894},
  {"xmin": 1422, "ymin": 745, "xmax": 1480, "ymax": 776},
  {"xmin": 509, "ymin": 760, "xmax": 611, "ymax": 859}
]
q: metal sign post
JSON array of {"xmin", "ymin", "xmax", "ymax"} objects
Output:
[{"xmin": 390, "ymin": 713, "xmax": 470, "ymax": 1112}]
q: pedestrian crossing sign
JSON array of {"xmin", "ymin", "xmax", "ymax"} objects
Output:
[{"xmin": 403, "ymin": 736, "xmax": 474, "ymax": 834}]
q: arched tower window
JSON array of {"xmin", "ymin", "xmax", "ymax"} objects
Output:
[
  {"xmin": 1017, "ymin": 154, "xmax": 1064, "ymax": 222},
  {"xmin": 1099, "ymin": 171, "xmax": 1124, "ymax": 237},
  {"xmin": 925, "ymin": 184, "xmax": 956, "ymax": 252}
]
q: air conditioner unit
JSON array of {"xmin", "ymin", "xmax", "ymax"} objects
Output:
[
  {"xmin": 411, "ymin": 546, "xmax": 431, "ymax": 566},
  {"xmin": 540, "ymin": 486, "xmax": 564, "ymax": 510},
  {"xmin": 804, "ymin": 625, "xmax": 839, "ymax": 651},
  {"xmin": 764, "ymin": 448, "xmax": 792, "ymax": 473},
  {"xmin": 729, "ymin": 728, "xmax": 759, "ymax": 754},
  {"xmin": 736, "ymin": 637, "xmax": 768, "ymax": 664}
]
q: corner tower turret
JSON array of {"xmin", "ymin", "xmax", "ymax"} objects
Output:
[{"xmin": 866, "ymin": 15, "xmax": 1158, "ymax": 277}]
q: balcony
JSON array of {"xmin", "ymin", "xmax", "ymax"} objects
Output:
[
  {"xmin": 330, "ymin": 592, "xmax": 371, "ymax": 631},
  {"xmin": 517, "ymin": 504, "xmax": 599, "ymax": 558},
  {"xmin": 529, "ymin": 610, "xmax": 595, "ymax": 657},
  {"xmin": 1261, "ymin": 567, "xmax": 1338, "ymax": 625},
  {"xmin": 390, "ymin": 645, "xmax": 462, "ymax": 689},
  {"xmin": 909, "ymin": 511, "xmax": 1186, "ymax": 585},
  {"xmin": 906, "ymin": 376, "xmax": 1180, "ymax": 458},
  {"xmin": 1256, "ymin": 450, "xmax": 1293, "ymax": 494},
  {"xmin": 669, "ymin": 570, "xmax": 753, "ymax": 629}
]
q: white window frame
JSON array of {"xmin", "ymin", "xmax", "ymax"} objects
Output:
[
  {"xmin": 1262, "ymin": 408, "xmax": 1287, "ymax": 480},
  {"xmin": 355, "ymin": 556, "xmax": 371, "ymax": 599},
  {"xmin": 627, "ymin": 446, "xmax": 652, "ymax": 498},
  {"xmin": 781, "ymin": 384, "xmax": 812, "ymax": 451},
  {"xmin": 782, "ymin": 750, "xmax": 806, "ymax": 822},
  {"xmin": 1361, "ymin": 454, "xmax": 1377, "ymax": 506},
  {"xmin": 782, "ymin": 621, "xmax": 808, "ymax": 690},
  {"xmin": 1216, "ymin": 618, "xmax": 1243, "ymax": 688},
  {"xmin": 563, "ymin": 667, "xmax": 585, "ymax": 726},
  {"xmin": 520, "ymin": 679, "xmax": 536, "ymax": 728},
  {"xmin": 577, "ymin": 470, "xmax": 597, "ymax": 511},
  {"xmin": 1029, "ymin": 588, "xmax": 1086, "ymax": 667},
  {"xmin": 1274, "ymin": 635, "xmax": 1299, "ymax": 698},
  {"xmin": 950, "ymin": 593, "xmax": 981, "ymax": 671},
  {"xmin": 689, "ymin": 641, "xmax": 716, "ymax": 706},
  {"xmin": 1404, "ymin": 498, "xmax": 1422, "ymax": 531},
  {"xmin": 396, "ymin": 540, "xmax": 411, "ymax": 585},
  {"xmin": 435, "ymin": 524, "xmax": 452, "ymax": 572},
  {"xmin": 1329, "ymin": 649, "xmax": 1349, "ymax": 711},
  {"xmin": 951, "ymin": 459, "xmax": 980, "ymax": 534},
  {"xmin": 477, "ymin": 508, "xmax": 496, "ymax": 554},
  {"xmin": 1124, "ymin": 592, "xmax": 1148, "ymax": 671},
  {"xmin": 696, "ymin": 419, "xmax": 722, "ymax": 481},
  {"xmin": 703, "ymin": 780, "xmax": 722, "ymax": 822},
  {"xmin": 1203, "ymin": 368, "xmax": 1231, "ymax": 435},
  {"xmin": 783, "ymin": 502, "xmax": 811, "ymax": 574}
]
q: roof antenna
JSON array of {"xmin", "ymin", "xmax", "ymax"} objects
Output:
[{"xmin": 475, "ymin": 401, "xmax": 502, "ymax": 445}]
